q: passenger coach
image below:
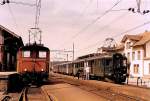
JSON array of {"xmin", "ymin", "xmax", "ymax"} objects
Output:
[{"xmin": 53, "ymin": 53, "xmax": 127, "ymax": 83}]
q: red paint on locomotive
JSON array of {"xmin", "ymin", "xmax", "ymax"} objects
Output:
[{"xmin": 17, "ymin": 43, "xmax": 50, "ymax": 82}]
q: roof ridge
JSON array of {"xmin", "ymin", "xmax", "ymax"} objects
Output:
[{"xmin": 0, "ymin": 24, "xmax": 21, "ymax": 38}]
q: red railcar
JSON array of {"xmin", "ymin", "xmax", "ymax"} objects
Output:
[{"xmin": 17, "ymin": 43, "xmax": 50, "ymax": 84}]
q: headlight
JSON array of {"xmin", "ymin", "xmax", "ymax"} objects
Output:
[{"xmin": 24, "ymin": 68, "xmax": 27, "ymax": 71}]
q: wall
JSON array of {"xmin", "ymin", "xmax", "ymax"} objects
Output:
[
  {"xmin": 124, "ymin": 39, "xmax": 144, "ymax": 77},
  {"xmin": 146, "ymin": 41, "xmax": 150, "ymax": 58},
  {"xmin": 144, "ymin": 60, "xmax": 150, "ymax": 75}
]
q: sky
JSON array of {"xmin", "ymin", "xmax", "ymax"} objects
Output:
[{"xmin": 0, "ymin": 0, "xmax": 150, "ymax": 61}]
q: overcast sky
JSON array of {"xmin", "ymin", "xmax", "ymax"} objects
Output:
[{"xmin": 0, "ymin": 0, "xmax": 150, "ymax": 60}]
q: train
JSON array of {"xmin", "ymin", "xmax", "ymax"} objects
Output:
[
  {"xmin": 53, "ymin": 53, "xmax": 127, "ymax": 83},
  {"xmin": 17, "ymin": 43, "xmax": 50, "ymax": 84}
]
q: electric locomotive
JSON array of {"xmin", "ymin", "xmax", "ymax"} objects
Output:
[{"xmin": 17, "ymin": 43, "xmax": 50, "ymax": 84}]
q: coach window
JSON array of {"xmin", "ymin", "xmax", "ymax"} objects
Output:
[
  {"xmin": 105, "ymin": 59, "xmax": 111, "ymax": 67},
  {"xmin": 39, "ymin": 51, "xmax": 46, "ymax": 58},
  {"xmin": 23, "ymin": 51, "xmax": 30, "ymax": 57}
]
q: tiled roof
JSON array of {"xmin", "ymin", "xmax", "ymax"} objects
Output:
[
  {"xmin": 121, "ymin": 34, "xmax": 142, "ymax": 43},
  {"xmin": 133, "ymin": 31, "xmax": 150, "ymax": 46}
]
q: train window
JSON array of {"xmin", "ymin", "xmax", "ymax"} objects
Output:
[
  {"xmin": 23, "ymin": 51, "xmax": 30, "ymax": 57},
  {"xmin": 123, "ymin": 59, "xmax": 127, "ymax": 66},
  {"xmin": 39, "ymin": 51, "xmax": 46, "ymax": 58},
  {"xmin": 105, "ymin": 59, "xmax": 111, "ymax": 66}
]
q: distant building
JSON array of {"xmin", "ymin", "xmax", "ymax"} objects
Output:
[
  {"xmin": 0, "ymin": 25, "xmax": 23, "ymax": 71},
  {"xmin": 97, "ymin": 44, "xmax": 124, "ymax": 54},
  {"xmin": 121, "ymin": 31, "xmax": 150, "ymax": 79}
]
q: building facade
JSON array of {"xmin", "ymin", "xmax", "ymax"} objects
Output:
[
  {"xmin": 0, "ymin": 25, "xmax": 23, "ymax": 71},
  {"xmin": 121, "ymin": 32, "xmax": 150, "ymax": 80}
]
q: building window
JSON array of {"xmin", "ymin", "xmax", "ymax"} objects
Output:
[
  {"xmin": 137, "ymin": 51, "xmax": 141, "ymax": 60},
  {"xmin": 126, "ymin": 42, "xmax": 131, "ymax": 49},
  {"xmin": 132, "ymin": 52, "xmax": 135, "ymax": 60},
  {"xmin": 134, "ymin": 64, "xmax": 139, "ymax": 74}
]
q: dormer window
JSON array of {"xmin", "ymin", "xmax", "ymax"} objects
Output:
[{"xmin": 126, "ymin": 42, "xmax": 131, "ymax": 49}]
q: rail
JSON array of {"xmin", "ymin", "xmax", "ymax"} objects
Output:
[
  {"xmin": 18, "ymin": 86, "xmax": 51, "ymax": 101},
  {"xmin": 18, "ymin": 87, "xmax": 27, "ymax": 101},
  {"xmin": 1, "ymin": 95, "xmax": 11, "ymax": 101}
]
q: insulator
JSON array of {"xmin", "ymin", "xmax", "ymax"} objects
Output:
[
  {"xmin": 2, "ymin": 0, "xmax": 5, "ymax": 4},
  {"xmin": 146, "ymin": 10, "xmax": 150, "ymax": 13},
  {"xmin": 143, "ymin": 10, "xmax": 146, "ymax": 14},
  {"xmin": 132, "ymin": 8, "xmax": 135, "ymax": 13},
  {"xmin": 6, "ymin": 0, "xmax": 9, "ymax": 3},
  {"xmin": 128, "ymin": 8, "xmax": 132, "ymax": 11}
]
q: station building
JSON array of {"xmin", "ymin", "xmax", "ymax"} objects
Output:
[
  {"xmin": 121, "ymin": 31, "xmax": 150, "ymax": 86},
  {"xmin": 0, "ymin": 25, "xmax": 23, "ymax": 71}
]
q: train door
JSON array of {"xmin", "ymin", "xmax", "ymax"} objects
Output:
[
  {"xmin": 102, "ymin": 58, "xmax": 113, "ymax": 78},
  {"xmin": 88, "ymin": 60, "xmax": 94, "ymax": 74},
  {"xmin": 103, "ymin": 58, "xmax": 113, "ymax": 77}
]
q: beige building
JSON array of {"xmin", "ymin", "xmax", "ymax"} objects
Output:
[{"xmin": 121, "ymin": 31, "xmax": 150, "ymax": 86}]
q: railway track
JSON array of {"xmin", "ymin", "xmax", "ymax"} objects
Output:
[
  {"xmin": 65, "ymin": 82, "xmax": 144, "ymax": 101},
  {"xmin": 18, "ymin": 86, "xmax": 51, "ymax": 101}
]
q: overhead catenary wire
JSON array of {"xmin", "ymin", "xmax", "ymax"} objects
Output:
[
  {"xmin": 71, "ymin": 0, "xmax": 123, "ymax": 39},
  {"xmin": 7, "ymin": 4, "xmax": 18, "ymax": 28},
  {"xmin": 60, "ymin": 0, "xmax": 123, "ymax": 47},
  {"xmin": 7, "ymin": 3, "xmax": 22, "ymax": 35},
  {"xmin": 56, "ymin": 0, "xmax": 93, "ymax": 48},
  {"xmin": 79, "ymin": 0, "xmax": 93, "ymax": 18},
  {"xmin": 84, "ymin": 7, "xmax": 135, "ymax": 44},
  {"xmin": 35, "ymin": 0, "xmax": 41, "ymax": 28},
  {"xmin": 0, "ymin": 0, "xmax": 35, "ymax": 6},
  {"xmin": 10, "ymin": 1, "xmax": 36, "ymax": 7},
  {"xmin": 76, "ymin": 20, "xmax": 150, "ymax": 52},
  {"xmin": 83, "ymin": 10, "xmax": 128, "ymax": 43},
  {"xmin": 72, "ymin": 0, "xmax": 122, "ymax": 39}
]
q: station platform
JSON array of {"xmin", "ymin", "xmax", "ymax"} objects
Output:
[
  {"xmin": 0, "ymin": 72, "xmax": 22, "ymax": 93},
  {"xmin": 0, "ymin": 72, "xmax": 17, "ymax": 79},
  {"xmin": 51, "ymin": 73, "xmax": 150, "ymax": 101},
  {"xmin": 127, "ymin": 77, "xmax": 150, "ymax": 87}
]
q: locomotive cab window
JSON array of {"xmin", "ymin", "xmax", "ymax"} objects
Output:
[
  {"xmin": 23, "ymin": 51, "xmax": 30, "ymax": 57},
  {"xmin": 39, "ymin": 51, "xmax": 47, "ymax": 58}
]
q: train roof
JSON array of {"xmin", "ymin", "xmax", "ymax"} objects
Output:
[
  {"xmin": 19, "ymin": 43, "xmax": 49, "ymax": 51},
  {"xmin": 54, "ymin": 54, "xmax": 114, "ymax": 66},
  {"xmin": 54, "ymin": 53, "xmax": 125, "ymax": 66},
  {"xmin": 74, "ymin": 54, "xmax": 112, "ymax": 62}
]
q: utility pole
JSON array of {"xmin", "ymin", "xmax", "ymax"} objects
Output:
[
  {"xmin": 1, "ymin": 0, "xmax": 43, "ymax": 44},
  {"xmin": 73, "ymin": 43, "xmax": 74, "ymax": 61},
  {"xmin": 67, "ymin": 53, "xmax": 68, "ymax": 61},
  {"xmin": 50, "ymin": 49, "xmax": 73, "ymax": 61},
  {"xmin": 136, "ymin": 0, "xmax": 141, "ymax": 13},
  {"xmin": 29, "ymin": 31, "xmax": 30, "ymax": 44}
]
